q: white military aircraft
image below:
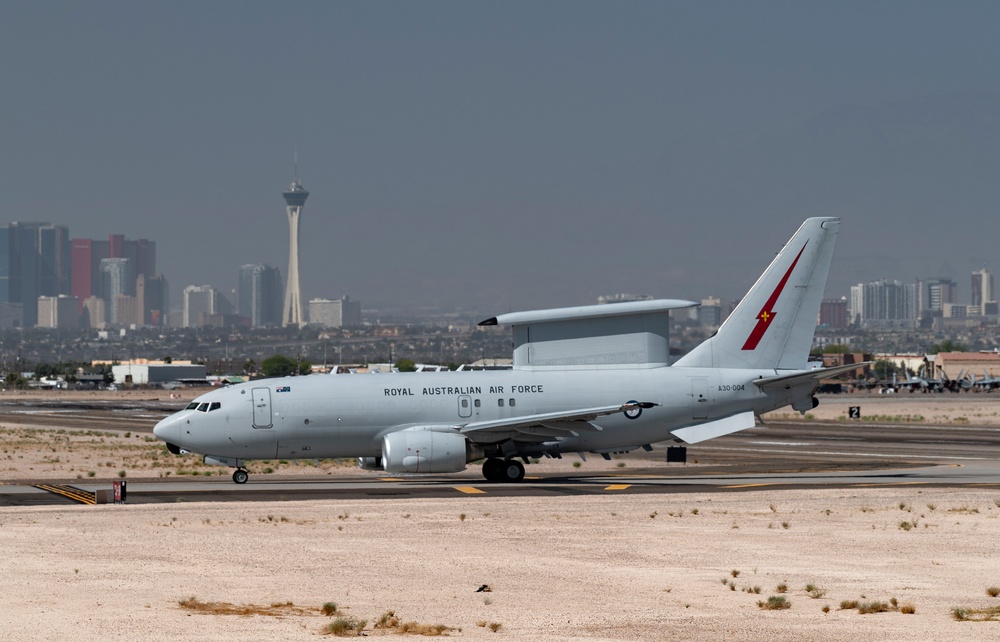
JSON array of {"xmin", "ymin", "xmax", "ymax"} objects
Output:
[{"xmin": 155, "ymin": 217, "xmax": 856, "ymax": 484}]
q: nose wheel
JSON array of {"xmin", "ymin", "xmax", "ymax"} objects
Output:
[{"xmin": 232, "ymin": 468, "xmax": 249, "ymax": 484}]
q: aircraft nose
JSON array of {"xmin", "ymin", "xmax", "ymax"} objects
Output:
[{"xmin": 153, "ymin": 415, "xmax": 180, "ymax": 445}]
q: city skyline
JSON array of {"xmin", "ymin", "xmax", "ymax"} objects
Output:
[
  {"xmin": 3, "ymin": 214, "xmax": 999, "ymax": 328},
  {"xmin": 3, "ymin": 4, "xmax": 1000, "ymax": 313}
]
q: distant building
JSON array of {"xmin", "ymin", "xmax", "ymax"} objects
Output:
[
  {"xmin": 697, "ymin": 296, "xmax": 722, "ymax": 327},
  {"xmin": 917, "ymin": 277, "xmax": 957, "ymax": 313},
  {"xmin": 849, "ymin": 279, "xmax": 917, "ymax": 329},
  {"xmin": 136, "ymin": 273, "xmax": 168, "ymax": 327},
  {"xmin": 2, "ymin": 222, "xmax": 71, "ymax": 326},
  {"xmin": 37, "ymin": 295, "xmax": 80, "ymax": 329},
  {"xmin": 111, "ymin": 363, "xmax": 207, "ymax": 386},
  {"xmin": 100, "ymin": 258, "xmax": 134, "ymax": 326},
  {"xmin": 82, "ymin": 296, "xmax": 106, "ymax": 329},
  {"xmin": 71, "ymin": 234, "xmax": 156, "ymax": 305},
  {"xmin": 114, "ymin": 294, "xmax": 138, "ymax": 327},
  {"xmin": 237, "ymin": 264, "xmax": 283, "ymax": 328},
  {"xmin": 183, "ymin": 285, "xmax": 217, "ymax": 328},
  {"xmin": 819, "ymin": 298, "xmax": 848, "ymax": 329},
  {"xmin": 309, "ymin": 295, "xmax": 362, "ymax": 328},
  {"xmin": 943, "ymin": 303, "xmax": 967, "ymax": 318},
  {"xmin": 971, "ymin": 268, "xmax": 993, "ymax": 308},
  {"xmin": 0, "ymin": 302, "xmax": 22, "ymax": 328}
]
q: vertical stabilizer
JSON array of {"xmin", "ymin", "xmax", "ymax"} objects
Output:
[{"xmin": 673, "ymin": 217, "xmax": 839, "ymax": 371}]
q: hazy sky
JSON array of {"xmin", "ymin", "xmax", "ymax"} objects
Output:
[{"xmin": 2, "ymin": 2, "xmax": 999, "ymax": 314}]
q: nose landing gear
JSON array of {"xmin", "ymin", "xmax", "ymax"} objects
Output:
[{"xmin": 232, "ymin": 468, "xmax": 249, "ymax": 484}]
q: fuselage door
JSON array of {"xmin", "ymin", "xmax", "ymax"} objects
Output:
[
  {"xmin": 458, "ymin": 395, "xmax": 473, "ymax": 419},
  {"xmin": 252, "ymin": 387, "xmax": 273, "ymax": 428},
  {"xmin": 691, "ymin": 378, "xmax": 709, "ymax": 420}
]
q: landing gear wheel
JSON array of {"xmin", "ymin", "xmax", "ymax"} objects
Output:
[
  {"xmin": 482, "ymin": 458, "xmax": 504, "ymax": 482},
  {"xmin": 232, "ymin": 469, "xmax": 249, "ymax": 484},
  {"xmin": 501, "ymin": 459, "xmax": 525, "ymax": 482}
]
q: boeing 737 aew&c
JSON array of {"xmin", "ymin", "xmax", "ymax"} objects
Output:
[{"xmin": 154, "ymin": 218, "xmax": 857, "ymax": 483}]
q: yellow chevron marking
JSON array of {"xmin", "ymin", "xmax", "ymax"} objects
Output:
[{"xmin": 34, "ymin": 484, "xmax": 96, "ymax": 505}]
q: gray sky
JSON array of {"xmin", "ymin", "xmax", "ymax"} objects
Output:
[{"xmin": 2, "ymin": 2, "xmax": 999, "ymax": 314}]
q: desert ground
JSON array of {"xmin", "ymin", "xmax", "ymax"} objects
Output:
[{"xmin": 2, "ymin": 390, "xmax": 1000, "ymax": 640}]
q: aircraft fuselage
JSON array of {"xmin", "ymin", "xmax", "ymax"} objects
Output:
[{"xmin": 154, "ymin": 366, "xmax": 801, "ymax": 463}]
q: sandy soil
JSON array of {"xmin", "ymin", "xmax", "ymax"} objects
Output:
[{"xmin": 3, "ymin": 489, "xmax": 1000, "ymax": 640}]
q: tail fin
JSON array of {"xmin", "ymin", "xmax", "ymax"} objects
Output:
[{"xmin": 673, "ymin": 217, "xmax": 839, "ymax": 371}]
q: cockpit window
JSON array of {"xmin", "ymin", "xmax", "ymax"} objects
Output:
[
  {"xmin": 186, "ymin": 402, "xmax": 199, "ymax": 410},
  {"xmin": 197, "ymin": 403, "xmax": 209, "ymax": 412},
  {"xmin": 209, "ymin": 402, "xmax": 221, "ymax": 411}
]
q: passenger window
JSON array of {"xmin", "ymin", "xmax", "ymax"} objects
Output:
[
  {"xmin": 209, "ymin": 402, "xmax": 221, "ymax": 411},
  {"xmin": 498, "ymin": 399, "xmax": 504, "ymax": 407},
  {"xmin": 474, "ymin": 399, "xmax": 481, "ymax": 408},
  {"xmin": 186, "ymin": 402, "xmax": 199, "ymax": 410},
  {"xmin": 461, "ymin": 399, "xmax": 468, "ymax": 408},
  {"xmin": 197, "ymin": 403, "xmax": 209, "ymax": 412},
  {"xmin": 509, "ymin": 398, "xmax": 516, "ymax": 407}
]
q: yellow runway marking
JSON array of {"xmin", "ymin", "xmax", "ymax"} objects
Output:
[
  {"xmin": 379, "ymin": 478, "xmax": 404, "ymax": 482},
  {"xmin": 604, "ymin": 484, "xmax": 631, "ymax": 491},
  {"xmin": 721, "ymin": 483, "xmax": 773, "ymax": 489},
  {"xmin": 33, "ymin": 484, "xmax": 96, "ymax": 505},
  {"xmin": 454, "ymin": 486, "xmax": 486, "ymax": 494}
]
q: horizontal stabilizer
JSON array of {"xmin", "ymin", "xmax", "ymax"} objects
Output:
[
  {"xmin": 671, "ymin": 411, "xmax": 756, "ymax": 444},
  {"xmin": 753, "ymin": 363, "xmax": 870, "ymax": 393}
]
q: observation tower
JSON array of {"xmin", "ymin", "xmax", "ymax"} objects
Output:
[{"xmin": 281, "ymin": 173, "xmax": 309, "ymax": 327}]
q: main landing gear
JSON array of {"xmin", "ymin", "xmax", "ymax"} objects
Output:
[
  {"xmin": 232, "ymin": 468, "xmax": 249, "ymax": 484},
  {"xmin": 481, "ymin": 457, "xmax": 525, "ymax": 482}
]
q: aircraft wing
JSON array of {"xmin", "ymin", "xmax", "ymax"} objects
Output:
[
  {"xmin": 753, "ymin": 363, "xmax": 870, "ymax": 392},
  {"xmin": 460, "ymin": 402, "xmax": 655, "ymax": 441}
]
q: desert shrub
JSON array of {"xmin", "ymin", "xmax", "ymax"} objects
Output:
[{"xmin": 758, "ymin": 596, "xmax": 790, "ymax": 610}]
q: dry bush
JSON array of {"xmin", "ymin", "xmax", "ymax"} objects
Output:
[
  {"xmin": 952, "ymin": 605, "xmax": 1000, "ymax": 621},
  {"xmin": 178, "ymin": 596, "xmax": 307, "ymax": 617},
  {"xmin": 987, "ymin": 586, "xmax": 1000, "ymax": 598},
  {"xmin": 757, "ymin": 596, "xmax": 790, "ymax": 610},
  {"xmin": 397, "ymin": 621, "xmax": 457, "ymax": 635},
  {"xmin": 325, "ymin": 616, "xmax": 366, "ymax": 636},
  {"xmin": 857, "ymin": 601, "xmax": 891, "ymax": 614},
  {"xmin": 900, "ymin": 602, "xmax": 916, "ymax": 614},
  {"xmin": 375, "ymin": 610, "xmax": 400, "ymax": 628}
]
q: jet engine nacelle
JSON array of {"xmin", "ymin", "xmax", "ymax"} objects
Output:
[
  {"xmin": 357, "ymin": 456, "xmax": 383, "ymax": 471},
  {"xmin": 382, "ymin": 429, "xmax": 469, "ymax": 474}
]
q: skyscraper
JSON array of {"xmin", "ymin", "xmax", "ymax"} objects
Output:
[
  {"xmin": 100, "ymin": 257, "xmax": 134, "ymax": 326},
  {"xmin": 281, "ymin": 173, "xmax": 309, "ymax": 327},
  {"xmin": 972, "ymin": 268, "xmax": 993, "ymax": 309},
  {"xmin": 4, "ymin": 222, "xmax": 71, "ymax": 326},
  {"xmin": 70, "ymin": 234, "xmax": 155, "ymax": 306},
  {"xmin": 238, "ymin": 264, "xmax": 283, "ymax": 328},
  {"xmin": 183, "ymin": 285, "xmax": 217, "ymax": 328}
]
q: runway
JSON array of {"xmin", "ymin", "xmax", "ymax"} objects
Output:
[
  {"xmin": 5, "ymin": 413, "xmax": 1000, "ymax": 505},
  {"xmin": 4, "ymin": 393, "xmax": 1000, "ymax": 505}
]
